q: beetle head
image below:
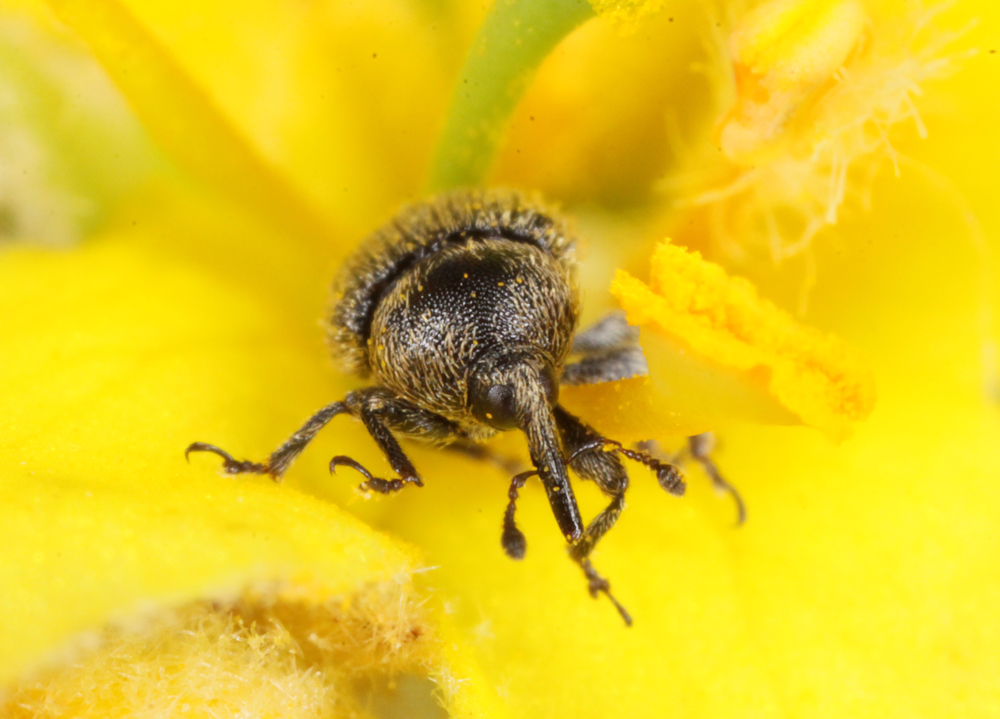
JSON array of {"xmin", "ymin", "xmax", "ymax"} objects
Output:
[{"xmin": 468, "ymin": 347, "xmax": 559, "ymax": 431}]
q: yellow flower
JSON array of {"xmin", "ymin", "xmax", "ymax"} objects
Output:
[{"xmin": 2, "ymin": 0, "xmax": 998, "ymax": 717}]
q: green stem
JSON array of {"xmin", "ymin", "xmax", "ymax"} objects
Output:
[{"xmin": 428, "ymin": 0, "xmax": 594, "ymax": 191}]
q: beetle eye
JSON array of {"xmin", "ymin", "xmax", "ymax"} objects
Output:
[{"xmin": 470, "ymin": 382, "xmax": 519, "ymax": 430}]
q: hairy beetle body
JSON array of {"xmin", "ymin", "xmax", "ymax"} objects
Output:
[
  {"xmin": 367, "ymin": 239, "xmax": 576, "ymax": 438},
  {"xmin": 187, "ymin": 189, "xmax": 735, "ymax": 626},
  {"xmin": 326, "ymin": 192, "xmax": 576, "ymax": 380}
]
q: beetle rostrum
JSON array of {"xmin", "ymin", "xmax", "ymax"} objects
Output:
[{"xmin": 187, "ymin": 189, "xmax": 737, "ymax": 626}]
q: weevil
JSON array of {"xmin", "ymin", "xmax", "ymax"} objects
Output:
[{"xmin": 187, "ymin": 189, "xmax": 741, "ymax": 625}]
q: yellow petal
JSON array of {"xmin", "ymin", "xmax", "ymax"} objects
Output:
[
  {"xmin": 47, "ymin": 0, "xmax": 337, "ymax": 253},
  {"xmin": 0, "ymin": 3, "xmax": 163, "ymax": 244},
  {"xmin": 60, "ymin": 0, "xmax": 484, "ymax": 238},
  {"xmin": 492, "ymin": 6, "xmax": 705, "ymax": 204},
  {"xmin": 0, "ymin": 227, "xmax": 498, "ymax": 716},
  {"xmin": 588, "ymin": 0, "xmax": 665, "ymax": 29}
]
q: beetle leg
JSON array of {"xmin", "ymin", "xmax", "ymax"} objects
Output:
[
  {"xmin": 325, "ymin": 388, "xmax": 446, "ymax": 493},
  {"xmin": 563, "ymin": 311, "xmax": 647, "ymax": 386},
  {"xmin": 329, "ymin": 455, "xmax": 421, "ymax": 494},
  {"xmin": 571, "ymin": 311, "xmax": 639, "ymax": 353},
  {"xmin": 580, "ymin": 558, "xmax": 633, "ymax": 627},
  {"xmin": 335, "ymin": 388, "xmax": 432, "ymax": 492},
  {"xmin": 554, "ymin": 406, "xmax": 630, "ymax": 562},
  {"xmin": 551, "ymin": 406, "xmax": 635, "ymax": 625},
  {"xmin": 561, "ymin": 346, "xmax": 648, "ymax": 386},
  {"xmin": 185, "ymin": 387, "xmax": 460, "ymax": 488},
  {"xmin": 185, "ymin": 400, "xmax": 349, "ymax": 480},
  {"xmin": 686, "ymin": 433, "xmax": 747, "ymax": 524},
  {"xmin": 639, "ymin": 435, "xmax": 746, "ymax": 524},
  {"xmin": 335, "ymin": 387, "xmax": 476, "ymax": 494},
  {"xmin": 497, "ymin": 456, "xmax": 632, "ymax": 629}
]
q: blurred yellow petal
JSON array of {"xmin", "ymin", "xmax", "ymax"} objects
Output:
[
  {"xmin": 0, "ymin": 3, "xmax": 162, "ymax": 244},
  {"xmin": 98, "ymin": 0, "xmax": 483, "ymax": 237},
  {"xmin": 492, "ymin": 6, "xmax": 707, "ymax": 204},
  {"xmin": 588, "ymin": 0, "xmax": 664, "ymax": 29},
  {"xmin": 48, "ymin": 0, "xmax": 337, "ymax": 251}
]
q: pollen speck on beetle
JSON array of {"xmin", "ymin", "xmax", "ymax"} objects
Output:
[{"xmin": 186, "ymin": 189, "xmax": 740, "ymax": 626}]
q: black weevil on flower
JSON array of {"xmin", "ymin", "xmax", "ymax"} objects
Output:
[{"xmin": 187, "ymin": 189, "xmax": 741, "ymax": 625}]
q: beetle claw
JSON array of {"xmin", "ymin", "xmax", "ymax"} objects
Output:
[
  {"xmin": 185, "ymin": 442, "xmax": 270, "ymax": 476},
  {"xmin": 329, "ymin": 455, "xmax": 422, "ymax": 494}
]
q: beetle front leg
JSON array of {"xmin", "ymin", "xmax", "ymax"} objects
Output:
[
  {"xmin": 327, "ymin": 388, "xmax": 430, "ymax": 494},
  {"xmin": 186, "ymin": 400, "xmax": 350, "ymax": 480},
  {"xmin": 554, "ymin": 406, "xmax": 630, "ymax": 562},
  {"xmin": 331, "ymin": 387, "xmax": 468, "ymax": 494},
  {"xmin": 553, "ymin": 406, "xmax": 634, "ymax": 626},
  {"xmin": 329, "ymin": 455, "xmax": 421, "ymax": 494}
]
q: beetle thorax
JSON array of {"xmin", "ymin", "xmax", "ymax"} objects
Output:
[{"xmin": 367, "ymin": 238, "xmax": 579, "ymax": 431}]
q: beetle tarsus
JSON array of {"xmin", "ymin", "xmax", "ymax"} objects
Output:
[
  {"xmin": 688, "ymin": 432, "xmax": 746, "ymax": 524},
  {"xmin": 329, "ymin": 455, "xmax": 423, "ymax": 494},
  {"xmin": 185, "ymin": 442, "xmax": 271, "ymax": 477},
  {"xmin": 579, "ymin": 558, "xmax": 633, "ymax": 627}
]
